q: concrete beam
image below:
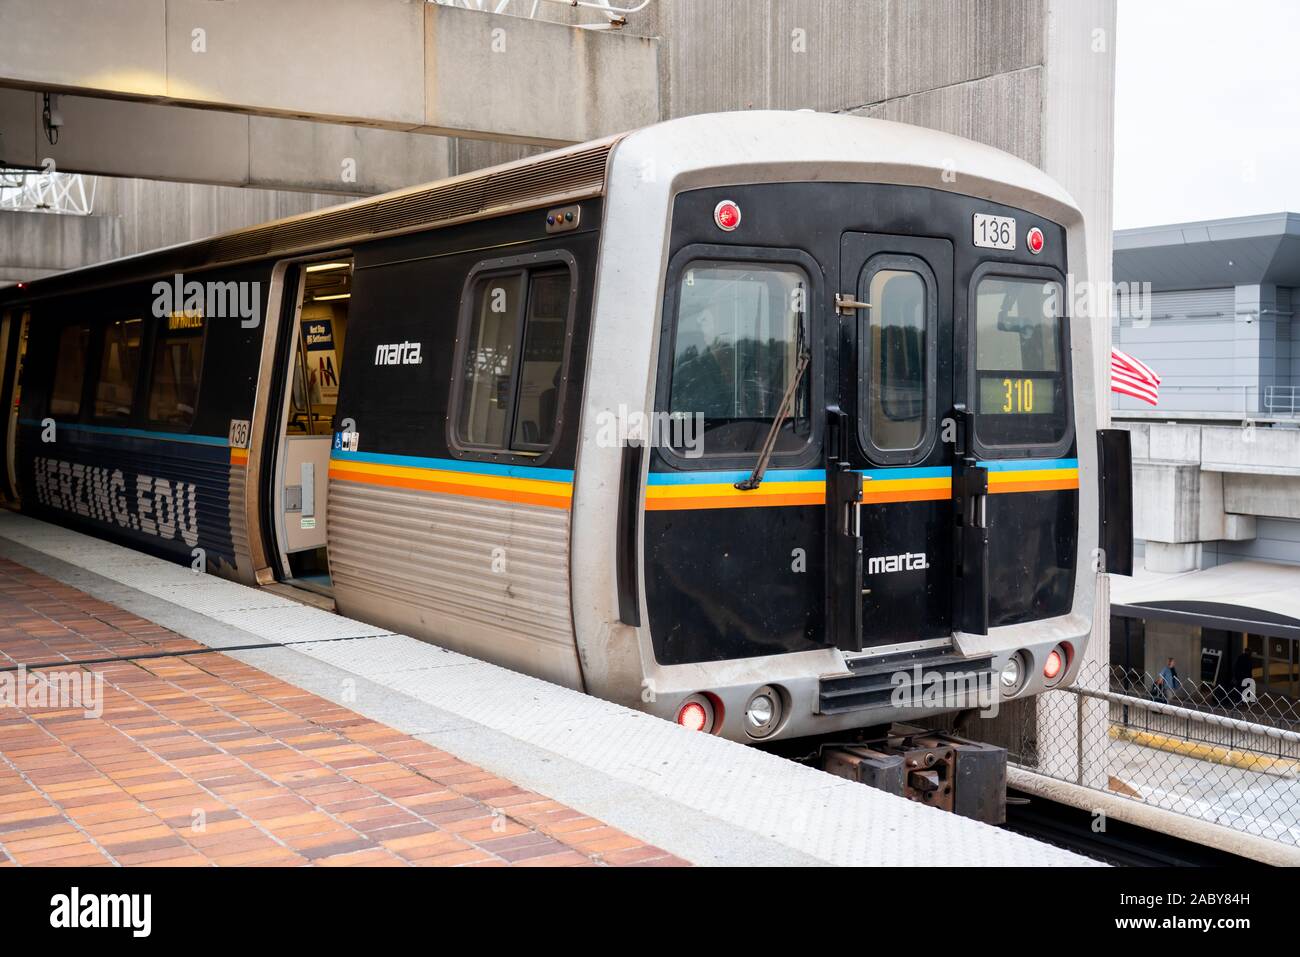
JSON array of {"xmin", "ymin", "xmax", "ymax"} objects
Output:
[
  {"xmin": 0, "ymin": 88, "xmax": 452, "ymax": 195},
  {"xmin": 0, "ymin": 0, "xmax": 660, "ymax": 149}
]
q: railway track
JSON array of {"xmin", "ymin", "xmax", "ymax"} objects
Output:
[{"xmin": 1002, "ymin": 789, "xmax": 1263, "ymax": 866}]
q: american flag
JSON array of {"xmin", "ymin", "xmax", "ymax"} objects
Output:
[{"xmin": 1111, "ymin": 347, "xmax": 1161, "ymax": 406}]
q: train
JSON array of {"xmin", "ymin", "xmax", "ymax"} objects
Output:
[{"xmin": 0, "ymin": 111, "xmax": 1132, "ymax": 746}]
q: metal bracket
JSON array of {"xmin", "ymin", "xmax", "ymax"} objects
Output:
[{"xmin": 834, "ymin": 293, "xmax": 871, "ymax": 315}]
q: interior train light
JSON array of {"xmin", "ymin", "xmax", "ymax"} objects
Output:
[
  {"xmin": 1027, "ymin": 227, "xmax": 1045, "ymax": 255},
  {"xmin": 1043, "ymin": 648, "xmax": 1064, "ymax": 681},
  {"xmin": 714, "ymin": 199, "xmax": 742, "ymax": 232},
  {"xmin": 676, "ymin": 700, "xmax": 709, "ymax": 732}
]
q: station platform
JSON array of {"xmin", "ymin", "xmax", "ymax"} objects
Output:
[{"xmin": 0, "ymin": 511, "xmax": 1093, "ymax": 867}]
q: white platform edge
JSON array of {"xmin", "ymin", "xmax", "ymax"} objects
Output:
[{"xmin": 0, "ymin": 511, "xmax": 1096, "ymax": 867}]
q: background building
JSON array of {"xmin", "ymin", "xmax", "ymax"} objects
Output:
[{"xmin": 1111, "ymin": 212, "xmax": 1300, "ymax": 702}]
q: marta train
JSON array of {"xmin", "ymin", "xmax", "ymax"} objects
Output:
[{"xmin": 0, "ymin": 111, "xmax": 1132, "ymax": 745}]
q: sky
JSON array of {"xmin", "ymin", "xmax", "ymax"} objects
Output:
[{"xmin": 1113, "ymin": 0, "xmax": 1300, "ymax": 230}]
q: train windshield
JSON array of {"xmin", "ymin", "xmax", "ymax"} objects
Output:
[
  {"xmin": 973, "ymin": 276, "xmax": 1068, "ymax": 448},
  {"xmin": 667, "ymin": 261, "xmax": 809, "ymax": 456}
]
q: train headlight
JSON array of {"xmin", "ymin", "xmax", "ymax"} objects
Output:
[
  {"xmin": 744, "ymin": 685, "xmax": 783, "ymax": 738},
  {"xmin": 999, "ymin": 654, "xmax": 1025, "ymax": 694}
]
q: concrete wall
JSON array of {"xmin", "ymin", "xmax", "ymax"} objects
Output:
[
  {"xmin": 1119, "ymin": 420, "xmax": 1300, "ymax": 572},
  {"xmin": 0, "ymin": 209, "xmax": 120, "ymax": 284},
  {"xmin": 1208, "ymin": 517, "xmax": 1300, "ymax": 569}
]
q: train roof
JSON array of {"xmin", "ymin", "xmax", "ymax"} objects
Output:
[{"xmin": 1, "ymin": 110, "xmax": 1081, "ymax": 306}]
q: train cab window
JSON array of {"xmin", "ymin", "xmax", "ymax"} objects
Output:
[
  {"xmin": 859, "ymin": 260, "xmax": 935, "ymax": 459},
  {"xmin": 667, "ymin": 261, "xmax": 809, "ymax": 456},
  {"xmin": 454, "ymin": 265, "xmax": 571, "ymax": 454},
  {"xmin": 94, "ymin": 318, "xmax": 143, "ymax": 420},
  {"xmin": 49, "ymin": 323, "xmax": 90, "ymax": 417},
  {"xmin": 974, "ymin": 276, "xmax": 1068, "ymax": 449},
  {"xmin": 147, "ymin": 313, "xmax": 206, "ymax": 429}
]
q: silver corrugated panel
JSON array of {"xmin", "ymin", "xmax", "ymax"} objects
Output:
[
  {"xmin": 226, "ymin": 462, "xmax": 251, "ymax": 583},
  {"xmin": 327, "ymin": 478, "xmax": 582, "ymax": 687}
]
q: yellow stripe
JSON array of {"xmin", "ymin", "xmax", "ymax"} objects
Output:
[
  {"xmin": 644, "ymin": 476, "xmax": 956, "ymax": 511},
  {"xmin": 332, "ymin": 459, "xmax": 571, "ymax": 498},
  {"xmin": 229, "ymin": 447, "xmax": 249, "ymax": 466},
  {"xmin": 1111, "ymin": 726, "xmax": 1300, "ymax": 776},
  {"xmin": 645, "ymin": 480, "xmax": 819, "ymax": 500},
  {"xmin": 988, "ymin": 468, "xmax": 1079, "ymax": 486},
  {"xmin": 327, "ymin": 460, "xmax": 572, "ymax": 509}
]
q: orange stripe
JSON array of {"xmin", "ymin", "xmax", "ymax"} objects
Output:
[
  {"xmin": 990, "ymin": 478, "xmax": 1079, "ymax": 494},
  {"xmin": 330, "ymin": 466, "xmax": 571, "ymax": 509}
]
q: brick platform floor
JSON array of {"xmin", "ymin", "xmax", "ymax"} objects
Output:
[{"xmin": 0, "ymin": 558, "xmax": 687, "ymax": 867}]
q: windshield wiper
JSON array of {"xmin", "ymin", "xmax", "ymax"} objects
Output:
[{"xmin": 734, "ymin": 346, "xmax": 812, "ymax": 491}]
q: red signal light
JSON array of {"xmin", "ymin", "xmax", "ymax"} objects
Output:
[
  {"xmin": 1027, "ymin": 227, "xmax": 1045, "ymax": 255},
  {"xmin": 714, "ymin": 200, "xmax": 741, "ymax": 232},
  {"xmin": 677, "ymin": 701, "xmax": 709, "ymax": 732},
  {"xmin": 1043, "ymin": 649, "xmax": 1063, "ymax": 681}
]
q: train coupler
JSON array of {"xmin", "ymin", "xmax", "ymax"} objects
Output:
[{"xmin": 818, "ymin": 725, "xmax": 1007, "ymax": 825}]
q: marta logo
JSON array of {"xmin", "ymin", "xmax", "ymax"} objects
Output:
[
  {"xmin": 50, "ymin": 887, "xmax": 151, "ymax": 938},
  {"xmin": 866, "ymin": 551, "xmax": 930, "ymax": 575},
  {"xmin": 374, "ymin": 341, "xmax": 422, "ymax": 366}
]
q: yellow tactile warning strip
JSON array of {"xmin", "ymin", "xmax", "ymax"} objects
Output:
[{"xmin": 0, "ymin": 559, "xmax": 686, "ymax": 867}]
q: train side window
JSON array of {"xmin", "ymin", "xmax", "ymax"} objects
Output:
[
  {"xmin": 147, "ymin": 313, "xmax": 206, "ymax": 429},
  {"xmin": 511, "ymin": 270, "xmax": 569, "ymax": 451},
  {"xmin": 94, "ymin": 318, "xmax": 143, "ymax": 420},
  {"xmin": 452, "ymin": 260, "xmax": 574, "ymax": 456},
  {"xmin": 456, "ymin": 272, "xmax": 526, "ymax": 449},
  {"xmin": 49, "ymin": 324, "xmax": 91, "ymax": 417}
]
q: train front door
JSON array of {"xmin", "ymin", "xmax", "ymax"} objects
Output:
[{"xmin": 830, "ymin": 233, "xmax": 959, "ymax": 651}]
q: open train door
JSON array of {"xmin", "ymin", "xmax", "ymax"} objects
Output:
[
  {"xmin": 0, "ymin": 308, "xmax": 29, "ymax": 504},
  {"xmin": 259, "ymin": 256, "xmax": 353, "ymax": 598}
]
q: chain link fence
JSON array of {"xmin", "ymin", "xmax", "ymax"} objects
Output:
[{"xmin": 1009, "ymin": 662, "xmax": 1300, "ymax": 847}]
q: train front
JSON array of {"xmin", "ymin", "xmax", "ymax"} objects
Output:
[{"xmin": 571, "ymin": 111, "xmax": 1130, "ymax": 750}]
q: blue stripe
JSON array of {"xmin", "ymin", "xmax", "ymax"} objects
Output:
[
  {"xmin": 20, "ymin": 419, "xmax": 230, "ymax": 447},
  {"xmin": 860, "ymin": 466, "xmax": 953, "ymax": 481},
  {"xmin": 978, "ymin": 457, "xmax": 1078, "ymax": 472},
  {"xmin": 331, "ymin": 449, "xmax": 574, "ymax": 483}
]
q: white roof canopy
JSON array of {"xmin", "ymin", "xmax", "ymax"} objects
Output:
[{"xmin": 1111, "ymin": 561, "xmax": 1300, "ymax": 638}]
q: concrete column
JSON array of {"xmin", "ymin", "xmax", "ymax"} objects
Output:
[{"xmin": 1036, "ymin": 0, "xmax": 1117, "ymax": 790}]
